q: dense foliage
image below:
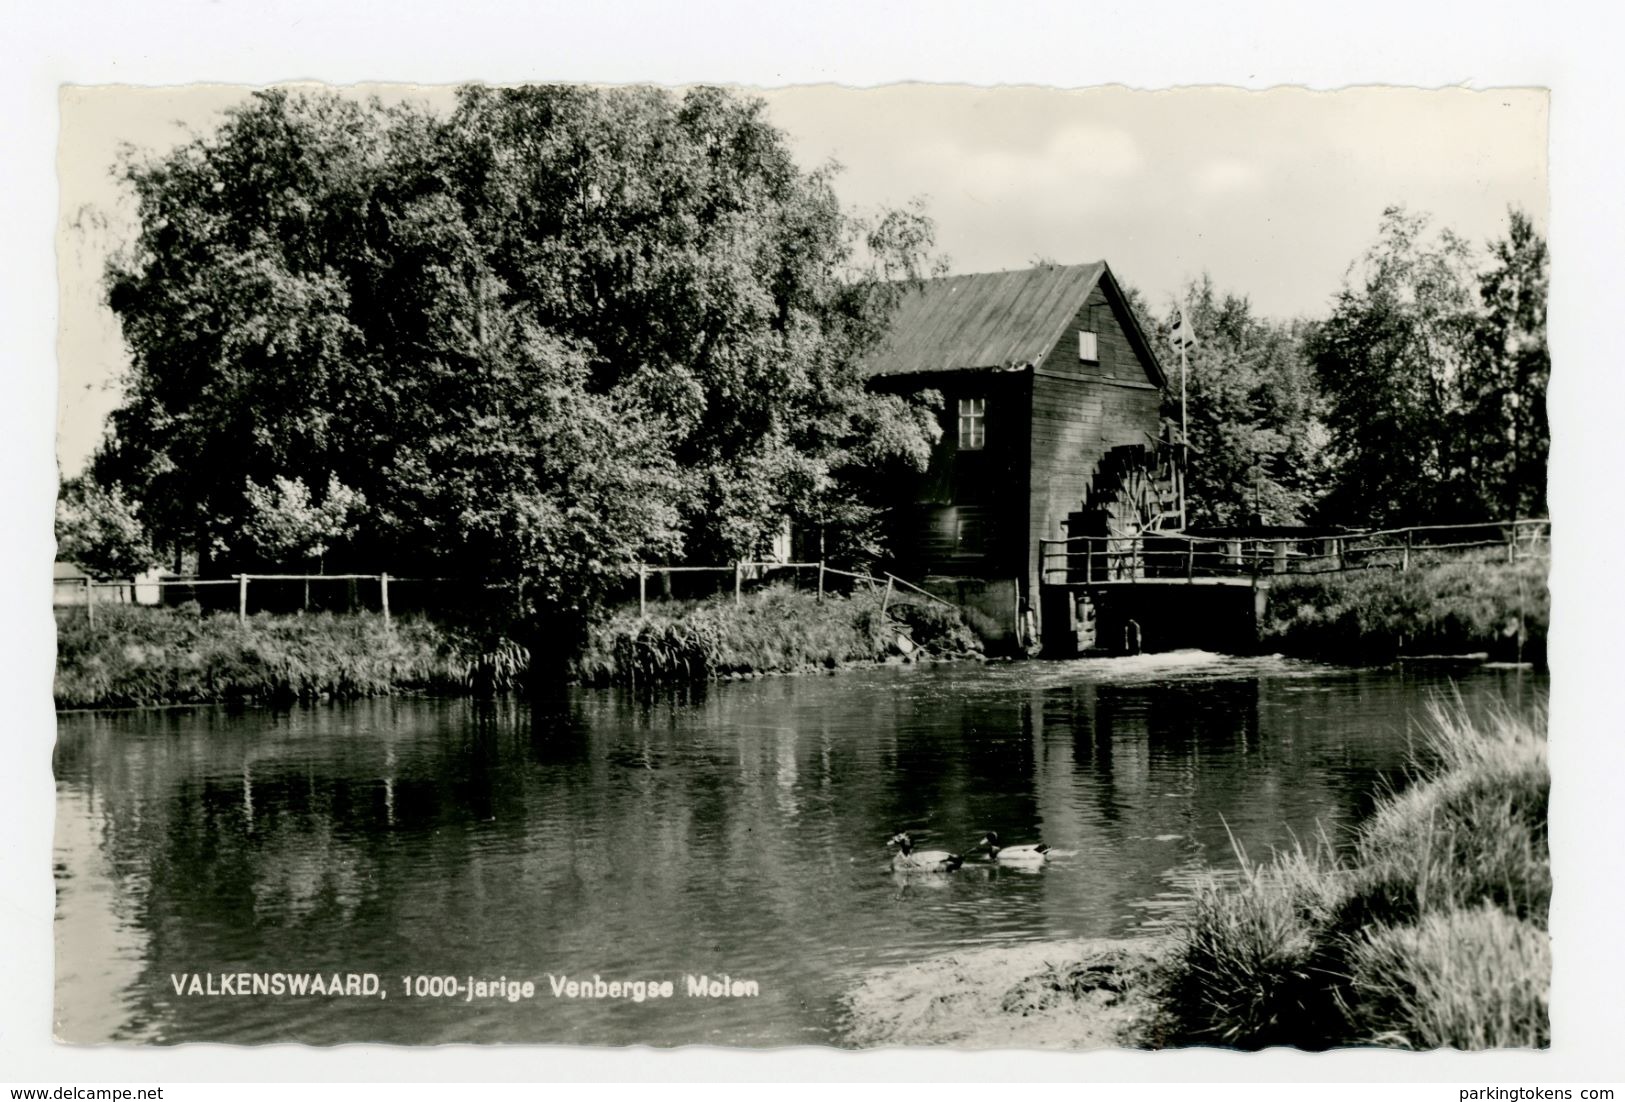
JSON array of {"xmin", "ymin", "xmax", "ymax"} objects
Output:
[
  {"xmin": 55, "ymin": 475, "xmax": 156, "ymax": 578},
  {"xmin": 1309, "ymin": 206, "xmax": 1548, "ymax": 526},
  {"xmin": 1141, "ymin": 206, "xmax": 1548, "ymax": 529},
  {"xmin": 91, "ymin": 86, "xmax": 941, "ymax": 619},
  {"xmin": 572, "ymin": 583, "xmax": 982, "ymax": 687},
  {"xmin": 53, "ymin": 605, "xmax": 476, "ymax": 708},
  {"xmin": 1259, "ymin": 552, "xmax": 1548, "ymax": 666},
  {"xmin": 1146, "ymin": 277, "xmax": 1324, "ymax": 526}
]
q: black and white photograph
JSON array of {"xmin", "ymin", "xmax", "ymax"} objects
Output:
[{"xmin": 42, "ymin": 77, "xmax": 1559, "ymax": 1055}]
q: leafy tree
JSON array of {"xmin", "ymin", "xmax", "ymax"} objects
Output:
[
  {"xmin": 1462, "ymin": 209, "xmax": 1549, "ymax": 518},
  {"xmin": 96, "ymin": 90, "xmax": 391, "ymax": 572},
  {"xmin": 1307, "ymin": 206, "xmax": 1480, "ymax": 525},
  {"xmin": 1152, "ymin": 277, "xmax": 1325, "ymax": 526},
  {"xmin": 55, "ymin": 477, "xmax": 156, "ymax": 578},
  {"xmin": 94, "ymin": 85, "xmax": 941, "ymax": 623},
  {"xmin": 243, "ymin": 474, "xmax": 365, "ymax": 570},
  {"xmin": 437, "ymin": 85, "xmax": 941, "ymax": 564}
]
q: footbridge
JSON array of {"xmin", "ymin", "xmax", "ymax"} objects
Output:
[{"xmin": 1036, "ymin": 519, "xmax": 1550, "ymax": 656}]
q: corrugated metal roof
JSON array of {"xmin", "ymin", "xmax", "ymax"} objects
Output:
[{"xmin": 861, "ymin": 262, "xmax": 1107, "ymax": 377}]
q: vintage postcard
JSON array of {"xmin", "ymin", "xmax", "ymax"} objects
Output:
[{"xmin": 51, "ymin": 81, "xmax": 1550, "ymax": 1052}]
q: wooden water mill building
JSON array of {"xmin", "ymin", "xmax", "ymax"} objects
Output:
[{"xmin": 861, "ymin": 261, "xmax": 1184, "ymax": 648}]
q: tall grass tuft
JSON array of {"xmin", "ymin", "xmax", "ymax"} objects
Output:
[
  {"xmin": 1161, "ymin": 694, "xmax": 1549, "ymax": 1049},
  {"xmin": 1347, "ymin": 904, "xmax": 1550, "ymax": 1049},
  {"xmin": 1163, "ymin": 835, "xmax": 1351, "ymax": 1049},
  {"xmin": 1349, "ymin": 696, "xmax": 1550, "ymax": 927}
]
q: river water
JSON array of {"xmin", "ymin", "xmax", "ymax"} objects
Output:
[{"xmin": 52, "ymin": 652, "xmax": 1541, "ymax": 1047}]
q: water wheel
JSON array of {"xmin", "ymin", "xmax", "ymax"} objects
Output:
[
  {"xmin": 1100, "ymin": 455, "xmax": 1181, "ymax": 579},
  {"xmin": 1069, "ymin": 444, "xmax": 1184, "ymax": 581}
]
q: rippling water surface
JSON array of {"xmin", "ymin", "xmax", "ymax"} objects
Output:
[{"xmin": 53, "ymin": 653, "xmax": 1541, "ymax": 1046}]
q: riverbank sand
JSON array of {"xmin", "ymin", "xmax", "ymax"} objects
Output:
[{"xmin": 841, "ymin": 937, "xmax": 1170, "ymax": 1049}]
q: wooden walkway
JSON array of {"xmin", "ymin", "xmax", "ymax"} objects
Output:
[{"xmin": 1039, "ymin": 518, "xmax": 1550, "ymax": 589}]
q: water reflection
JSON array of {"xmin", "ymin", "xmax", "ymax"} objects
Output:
[{"xmin": 53, "ymin": 655, "xmax": 1539, "ymax": 1046}]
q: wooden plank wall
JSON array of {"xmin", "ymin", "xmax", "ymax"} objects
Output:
[
  {"xmin": 1024, "ymin": 286, "xmax": 1164, "ymax": 604},
  {"xmin": 877, "ymin": 371, "xmax": 1031, "ymax": 578}
]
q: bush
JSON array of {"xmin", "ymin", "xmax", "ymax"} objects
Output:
[
  {"xmin": 572, "ymin": 584, "xmax": 985, "ymax": 686},
  {"xmin": 1260, "ymin": 555, "xmax": 1547, "ymax": 665},
  {"xmin": 54, "ymin": 604, "xmax": 506, "ymax": 708}
]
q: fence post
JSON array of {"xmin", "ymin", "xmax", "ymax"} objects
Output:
[
  {"xmin": 1187, "ymin": 541, "xmax": 1195, "ymax": 582},
  {"xmin": 1507, "ymin": 527, "xmax": 1517, "ymax": 564},
  {"xmin": 238, "ymin": 574, "xmax": 248, "ymax": 625},
  {"xmin": 638, "ymin": 565, "xmax": 648, "ymax": 618},
  {"xmin": 85, "ymin": 577, "xmax": 94, "ymax": 627},
  {"xmin": 380, "ymin": 573, "xmax": 391, "ymax": 628},
  {"xmin": 1402, "ymin": 529, "xmax": 1412, "ymax": 572},
  {"xmin": 817, "ymin": 562, "xmax": 825, "ymax": 603},
  {"xmin": 734, "ymin": 563, "xmax": 742, "ymax": 608},
  {"xmin": 881, "ymin": 574, "xmax": 894, "ymax": 613}
]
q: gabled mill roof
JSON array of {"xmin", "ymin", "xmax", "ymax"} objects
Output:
[{"xmin": 860, "ymin": 261, "xmax": 1166, "ymax": 388}]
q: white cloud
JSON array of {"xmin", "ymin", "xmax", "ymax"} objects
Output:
[
  {"xmin": 1046, "ymin": 124, "xmax": 1144, "ymax": 178},
  {"xmin": 1191, "ymin": 156, "xmax": 1261, "ymax": 195}
]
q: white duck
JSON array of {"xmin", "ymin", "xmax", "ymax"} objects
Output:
[
  {"xmin": 887, "ymin": 832, "xmax": 964, "ymax": 873},
  {"xmin": 979, "ymin": 830, "xmax": 1050, "ymax": 864}
]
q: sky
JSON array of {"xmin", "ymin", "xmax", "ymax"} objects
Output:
[{"xmin": 56, "ymin": 82, "xmax": 1548, "ymax": 475}]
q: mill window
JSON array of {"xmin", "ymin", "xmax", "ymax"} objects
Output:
[{"xmin": 957, "ymin": 397, "xmax": 985, "ymax": 450}]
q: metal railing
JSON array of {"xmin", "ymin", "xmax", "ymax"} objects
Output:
[{"xmin": 1038, "ymin": 518, "xmax": 1551, "ymax": 586}]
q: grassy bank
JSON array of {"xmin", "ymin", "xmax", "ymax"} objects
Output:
[
  {"xmin": 54, "ymin": 604, "xmax": 511, "ymax": 709},
  {"xmin": 1161, "ymin": 696, "xmax": 1549, "ymax": 1049},
  {"xmin": 1259, "ymin": 555, "xmax": 1548, "ymax": 665},
  {"xmin": 572, "ymin": 583, "xmax": 985, "ymax": 687},
  {"xmin": 56, "ymin": 585, "xmax": 986, "ymax": 707}
]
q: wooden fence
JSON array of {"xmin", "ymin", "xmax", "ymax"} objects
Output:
[
  {"xmin": 1038, "ymin": 518, "xmax": 1551, "ymax": 586},
  {"xmin": 54, "ymin": 561, "xmax": 958, "ymax": 626},
  {"xmin": 631, "ymin": 560, "xmax": 954, "ymax": 616}
]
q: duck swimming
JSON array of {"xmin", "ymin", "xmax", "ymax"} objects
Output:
[
  {"xmin": 887, "ymin": 832, "xmax": 964, "ymax": 873},
  {"xmin": 979, "ymin": 831, "xmax": 1050, "ymax": 864}
]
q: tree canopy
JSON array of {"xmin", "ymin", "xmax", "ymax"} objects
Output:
[
  {"xmin": 1130, "ymin": 206, "xmax": 1548, "ymax": 532},
  {"xmin": 1147, "ymin": 276, "xmax": 1324, "ymax": 527},
  {"xmin": 1307, "ymin": 205, "xmax": 1548, "ymax": 526},
  {"xmin": 93, "ymin": 85, "xmax": 941, "ymax": 613}
]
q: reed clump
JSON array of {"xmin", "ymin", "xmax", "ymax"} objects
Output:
[
  {"xmin": 1160, "ymin": 695, "xmax": 1549, "ymax": 1050},
  {"xmin": 54, "ymin": 604, "xmax": 507, "ymax": 708},
  {"xmin": 572, "ymin": 583, "xmax": 984, "ymax": 687},
  {"xmin": 1259, "ymin": 554, "xmax": 1547, "ymax": 665}
]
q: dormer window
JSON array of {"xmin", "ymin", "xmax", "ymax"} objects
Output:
[
  {"xmin": 1078, "ymin": 330, "xmax": 1099, "ymax": 362},
  {"xmin": 957, "ymin": 398, "xmax": 985, "ymax": 450}
]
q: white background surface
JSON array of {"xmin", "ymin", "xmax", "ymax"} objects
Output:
[{"xmin": 2, "ymin": 0, "xmax": 1620, "ymax": 1085}]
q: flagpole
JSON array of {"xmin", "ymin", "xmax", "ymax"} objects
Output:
[{"xmin": 1178, "ymin": 318, "xmax": 1188, "ymax": 531}]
